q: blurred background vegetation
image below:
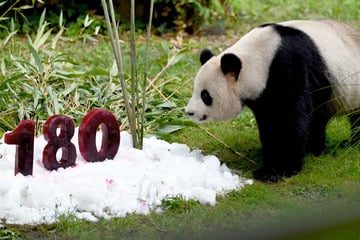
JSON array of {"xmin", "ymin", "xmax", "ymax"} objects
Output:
[
  {"xmin": 0, "ymin": 0, "xmax": 234, "ymax": 36},
  {"xmin": 2, "ymin": 0, "xmax": 359, "ymax": 37}
]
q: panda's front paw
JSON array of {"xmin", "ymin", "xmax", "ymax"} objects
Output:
[
  {"xmin": 253, "ymin": 167, "xmax": 283, "ymax": 182},
  {"xmin": 253, "ymin": 165, "xmax": 302, "ymax": 183}
]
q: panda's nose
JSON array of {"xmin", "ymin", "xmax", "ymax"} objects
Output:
[{"xmin": 187, "ymin": 111, "xmax": 194, "ymax": 116}]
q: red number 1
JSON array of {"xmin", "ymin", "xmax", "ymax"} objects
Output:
[{"xmin": 4, "ymin": 120, "xmax": 35, "ymax": 176}]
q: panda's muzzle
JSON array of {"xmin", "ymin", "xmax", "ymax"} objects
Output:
[
  {"xmin": 186, "ymin": 111, "xmax": 207, "ymax": 122},
  {"xmin": 187, "ymin": 111, "xmax": 194, "ymax": 116},
  {"xmin": 200, "ymin": 114, "xmax": 207, "ymax": 121}
]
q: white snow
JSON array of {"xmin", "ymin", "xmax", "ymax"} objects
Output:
[{"xmin": 0, "ymin": 129, "xmax": 252, "ymax": 225}]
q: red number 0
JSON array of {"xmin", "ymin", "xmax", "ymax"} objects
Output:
[
  {"xmin": 78, "ymin": 109, "xmax": 120, "ymax": 162},
  {"xmin": 42, "ymin": 115, "xmax": 77, "ymax": 170}
]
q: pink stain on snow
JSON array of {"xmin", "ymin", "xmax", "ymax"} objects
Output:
[
  {"xmin": 106, "ymin": 178, "xmax": 115, "ymax": 190},
  {"xmin": 36, "ymin": 159, "xmax": 42, "ymax": 166}
]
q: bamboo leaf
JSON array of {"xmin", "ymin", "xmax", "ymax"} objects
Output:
[
  {"xmin": 33, "ymin": 28, "xmax": 51, "ymax": 50},
  {"xmin": 94, "ymin": 26, "xmax": 101, "ymax": 35},
  {"xmin": 28, "ymin": 43, "xmax": 43, "ymax": 73},
  {"xmin": 46, "ymin": 86, "xmax": 60, "ymax": 114},
  {"xmin": 51, "ymin": 10, "xmax": 64, "ymax": 49},
  {"xmin": 10, "ymin": 17, "xmax": 14, "ymax": 32},
  {"xmin": 15, "ymin": 5, "xmax": 33, "ymax": 10},
  {"xmin": 33, "ymin": 87, "xmax": 39, "ymax": 110},
  {"xmin": 0, "ymin": 59, "xmax": 6, "ymax": 76},
  {"xmin": 51, "ymin": 26, "xmax": 64, "ymax": 49},
  {"xmin": 84, "ymin": 14, "xmax": 94, "ymax": 28},
  {"xmin": 0, "ymin": 17, "xmax": 9, "ymax": 21},
  {"xmin": 157, "ymin": 101, "xmax": 177, "ymax": 108},
  {"xmin": 31, "ymin": 9, "xmax": 51, "ymax": 50},
  {"xmin": 59, "ymin": 9, "xmax": 63, "ymax": 27},
  {"xmin": 39, "ymin": 8, "xmax": 46, "ymax": 27},
  {"xmin": 86, "ymin": 67, "xmax": 110, "ymax": 76},
  {"xmin": 61, "ymin": 82, "xmax": 78, "ymax": 96},
  {"xmin": 3, "ymin": 30, "xmax": 18, "ymax": 45},
  {"xmin": 168, "ymin": 52, "xmax": 185, "ymax": 66},
  {"xmin": 110, "ymin": 59, "xmax": 118, "ymax": 76},
  {"xmin": 158, "ymin": 125, "xmax": 184, "ymax": 134}
]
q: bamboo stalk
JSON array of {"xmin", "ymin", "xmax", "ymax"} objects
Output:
[
  {"xmin": 129, "ymin": 0, "xmax": 138, "ymax": 148},
  {"xmin": 101, "ymin": 0, "xmax": 137, "ymax": 148},
  {"xmin": 140, "ymin": 0, "xmax": 155, "ymax": 148}
]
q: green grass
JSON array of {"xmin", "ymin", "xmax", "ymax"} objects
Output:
[{"xmin": 1, "ymin": 0, "xmax": 360, "ymax": 239}]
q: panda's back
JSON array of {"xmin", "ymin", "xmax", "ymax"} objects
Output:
[
  {"xmin": 279, "ymin": 20, "xmax": 360, "ymax": 111},
  {"xmin": 279, "ymin": 20, "xmax": 360, "ymax": 78},
  {"xmin": 230, "ymin": 20, "xmax": 360, "ymax": 111}
]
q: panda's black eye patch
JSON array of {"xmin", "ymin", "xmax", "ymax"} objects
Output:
[{"xmin": 201, "ymin": 90, "xmax": 213, "ymax": 106}]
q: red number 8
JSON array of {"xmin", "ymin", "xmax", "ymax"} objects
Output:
[
  {"xmin": 78, "ymin": 109, "xmax": 120, "ymax": 162},
  {"xmin": 42, "ymin": 115, "xmax": 77, "ymax": 170}
]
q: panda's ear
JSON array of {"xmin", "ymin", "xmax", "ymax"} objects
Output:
[
  {"xmin": 200, "ymin": 49, "xmax": 214, "ymax": 65},
  {"xmin": 220, "ymin": 53, "xmax": 242, "ymax": 81}
]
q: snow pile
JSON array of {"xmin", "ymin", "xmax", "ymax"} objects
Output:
[{"xmin": 0, "ymin": 130, "xmax": 252, "ymax": 225}]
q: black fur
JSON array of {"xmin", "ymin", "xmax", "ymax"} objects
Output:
[
  {"xmin": 221, "ymin": 53, "xmax": 242, "ymax": 80},
  {"xmin": 258, "ymin": 23, "xmax": 275, "ymax": 28},
  {"xmin": 201, "ymin": 89, "xmax": 213, "ymax": 106},
  {"xmin": 244, "ymin": 24, "xmax": 334, "ymax": 182},
  {"xmin": 350, "ymin": 111, "xmax": 360, "ymax": 144},
  {"xmin": 200, "ymin": 49, "xmax": 214, "ymax": 65}
]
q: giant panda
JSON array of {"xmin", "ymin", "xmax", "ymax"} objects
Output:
[{"xmin": 185, "ymin": 19, "xmax": 360, "ymax": 182}]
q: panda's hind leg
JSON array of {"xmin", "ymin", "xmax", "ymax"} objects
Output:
[
  {"xmin": 307, "ymin": 113, "xmax": 332, "ymax": 155},
  {"xmin": 350, "ymin": 110, "xmax": 360, "ymax": 145}
]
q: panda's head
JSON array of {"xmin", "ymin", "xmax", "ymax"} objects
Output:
[{"xmin": 185, "ymin": 49, "xmax": 243, "ymax": 122}]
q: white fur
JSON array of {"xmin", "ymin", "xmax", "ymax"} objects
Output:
[
  {"xmin": 186, "ymin": 27, "xmax": 281, "ymax": 122},
  {"xmin": 280, "ymin": 20, "xmax": 360, "ymax": 112},
  {"xmin": 186, "ymin": 20, "xmax": 360, "ymax": 122}
]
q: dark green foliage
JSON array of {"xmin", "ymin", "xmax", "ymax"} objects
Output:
[
  {"xmin": 160, "ymin": 194, "xmax": 201, "ymax": 213},
  {"xmin": 0, "ymin": 0, "xmax": 101, "ymax": 33},
  {"xmin": 0, "ymin": 0, "xmax": 231, "ymax": 36},
  {"xmin": 0, "ymin": 227, "xmax": 23, "ymax": 239}
]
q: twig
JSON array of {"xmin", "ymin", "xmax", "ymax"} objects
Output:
[
  {"xmin": 146, "ymin": 77, "xmax": 170, "ymax": 101},
  {"xmin": 199, "ymin": 125, "xmax": 257, "ymax": 165},
  {"xmin": 145, "ymin": 53, "xmax": 180, "ymax": 102},
  {"xmin": 146, "ymin": 54, "xmax": 178, "ymax": 91}
]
